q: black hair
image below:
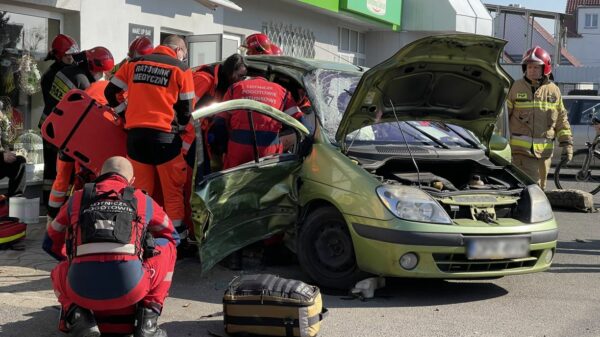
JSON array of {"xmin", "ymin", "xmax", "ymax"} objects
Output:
[{"xmin": 217, "ymin": 53, "xmax": 247, "ymax": 95}]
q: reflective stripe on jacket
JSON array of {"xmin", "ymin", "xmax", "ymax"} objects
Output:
[{"xmin": 506, "ymin": 77, "xmax": 573, "ymax": 159}]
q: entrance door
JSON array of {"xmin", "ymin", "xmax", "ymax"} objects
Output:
[
  {"xmin": 187, "ymin": 34, "xmax": 222, "ymax": 68},
  {"xmin": 222, "ymin": 33, "xmax": 242, "ymax": 59}
]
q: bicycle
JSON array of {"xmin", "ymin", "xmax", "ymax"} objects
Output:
[{"xmin": 554, "ymin": 133, "xmax": 600, "ymax": 194}]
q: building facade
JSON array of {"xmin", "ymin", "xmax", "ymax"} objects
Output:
[{"xmin": 1, "ymin": 0, "xmax": 493, "ymax": 133}]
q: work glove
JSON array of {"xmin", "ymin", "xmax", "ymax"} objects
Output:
[{"xmin": 561, "ymin": 144, "xmax": 573, "ymax": 162}]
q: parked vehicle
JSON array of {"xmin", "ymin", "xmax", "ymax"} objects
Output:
[
  {"xmin": 191, "ymin": 34, "xmax": 558, "ymax": 289},
  {"xmin": 552, "ymin": 95, "xmax": 600, "ymax": 165}
]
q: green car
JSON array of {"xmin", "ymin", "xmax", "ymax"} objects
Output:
[{"xmin": 191, "ymin": 34, "xmax": 557, "ymax": 289}]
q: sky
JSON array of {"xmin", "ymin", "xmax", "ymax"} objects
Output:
[{"xmin": 486, "ymin": 0, "xmax": 568, "ymax": 14}]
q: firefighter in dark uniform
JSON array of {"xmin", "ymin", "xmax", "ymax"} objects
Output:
[{"xmin": 39, "ymin": 34, "xmax": 79, "ymax": 210}]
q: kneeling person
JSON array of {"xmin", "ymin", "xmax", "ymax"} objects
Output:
[{"xmin": 43, "ymin": 156, "xmax": 180, "ymax": 337}]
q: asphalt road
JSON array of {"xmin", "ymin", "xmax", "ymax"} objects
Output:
[{"xmin": 1, "ymin": 199, "xmax": 599, "ymax": 337}]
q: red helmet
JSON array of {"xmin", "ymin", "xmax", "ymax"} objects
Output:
[
  {"xmin": 521, "ymin": 46, "xmax": 552, "ymax": 76},
  {"xmin": 85, "ymin": 47, "xmax": 115, "ymax": 73},
  {"xmin": 243, "ymin": 33, "xmax": 278, "ymax": 55},
  {"xmin": 128, "ymin": 36, "xmax": 154, "ymax": 58},
  {"xmin": 270, "ymin": 44, "xmax": 283, "ymax": 56},
  {"xmin": 51, "ymin": 34, "xmax": 79, "ymax": 59}
]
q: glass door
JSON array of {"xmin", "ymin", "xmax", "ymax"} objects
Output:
[{"xmin": 186, "ymin": 34, "xmax": 222, "ymax": 68}]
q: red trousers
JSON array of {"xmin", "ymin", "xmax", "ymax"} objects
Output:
[
  {"xmin": 51, "ymin": 243, "xmax": 176, "ymax": 315},
  {"xmin": 128, "ymin": 154, "xmax": 187, "ymax": 228}
]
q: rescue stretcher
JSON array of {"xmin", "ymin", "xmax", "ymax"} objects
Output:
[{"xmin": 41, "ymin": 89, "xmax": 127, "ymax": 175}]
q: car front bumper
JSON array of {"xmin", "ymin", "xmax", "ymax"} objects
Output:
[{"xmin": 347, "ymin": 215, "xmax": 557, "ymax": 278}]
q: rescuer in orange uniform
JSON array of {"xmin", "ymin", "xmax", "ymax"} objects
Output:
[{"xmin": 105, "ymin": 35, "xmax": 194, "ymax": 238}]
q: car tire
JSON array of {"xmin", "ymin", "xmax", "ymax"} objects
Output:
[{"xmin": 297, "ymin": 206, "xmax": 367, "ymax": 289}]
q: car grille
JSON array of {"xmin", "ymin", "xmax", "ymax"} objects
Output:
[{"xmin": 432, "ymin": 250, "xmax": 543, "ymax": 273}]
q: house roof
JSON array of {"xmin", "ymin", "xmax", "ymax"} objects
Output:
[
  {"xmin": 565, "ymin": 0, "xmax": 600, "ymax": 37},
  {"xmin": 566, "ymin": 0, "xmax": 600, "ymax": 14}
]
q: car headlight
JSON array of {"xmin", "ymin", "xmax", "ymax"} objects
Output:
[
  {"xmin": 524, "ymin": 184, "xmax": 554, "ymax": 223},
  {"xmin": 376, "ymin": 185, "xmax": 453, "ymax": 224}
]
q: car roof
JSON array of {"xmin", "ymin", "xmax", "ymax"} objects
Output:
[
  {"xmin": 562, "ymin": 95, "xmax": 600, "ymax": 100},
  {"xmin": 245, "ymin": 55, "xmax": 365, "ymax": 74}
]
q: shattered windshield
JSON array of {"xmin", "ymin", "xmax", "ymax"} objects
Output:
[{"xmin": 303, "ymin": 69, "xmax": 362, "ymax": 143}]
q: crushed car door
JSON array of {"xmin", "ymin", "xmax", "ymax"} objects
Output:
[{"xmin": 190, "ymin": 99, "xmax": 309, "ymax": 272}]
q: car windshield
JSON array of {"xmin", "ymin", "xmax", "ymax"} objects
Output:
[
  {"xmin": 303, "ymin": 69, "xmax": 480, "ymax": 148},
  {"xmin": 303, "ymin": 69, "xmax": 362, "ymax": 142},
  {"xmin": 347, "ymin": 121, "xmax": 478, "ymax": 148}
]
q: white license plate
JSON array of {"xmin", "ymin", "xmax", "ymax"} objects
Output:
[{"xmin": 467, "ymin": 238, "xmax": 530, "ymax": 260}]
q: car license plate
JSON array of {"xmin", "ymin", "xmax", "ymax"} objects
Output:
[{"xmin": 467, "ymin": 238, "xmax": 529, "ymax": 260}]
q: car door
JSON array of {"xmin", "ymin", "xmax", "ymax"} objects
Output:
[{"xmin": 190, "ymin": 99, "xmax": 309, "ymax": 272}]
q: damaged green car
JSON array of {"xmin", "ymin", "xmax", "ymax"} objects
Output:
[{"xmin": 191, "ymin": 34, "xmax": 557, "ymax": 289}]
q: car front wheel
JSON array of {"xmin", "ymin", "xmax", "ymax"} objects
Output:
[{"xmin": 297, "ymin": 206, "xmax": 366, "ymax": 289}]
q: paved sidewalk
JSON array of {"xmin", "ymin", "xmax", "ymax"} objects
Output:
[{"xmin": 0, "ymin": 217, "xmax": 296, "ymax": 337}]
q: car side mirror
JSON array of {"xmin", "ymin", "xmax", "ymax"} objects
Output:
[{"xmin": 489, "ymin": 134, "xmax": 509, "ymax": 151}]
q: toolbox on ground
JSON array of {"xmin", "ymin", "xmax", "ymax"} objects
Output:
[
  {"xmin": 41, "ymin": 89, "xmax": 127, "ymax": 175},
  {"xmin": 223, "ymin": 274, "xmax": 328, "ymax": 337}
]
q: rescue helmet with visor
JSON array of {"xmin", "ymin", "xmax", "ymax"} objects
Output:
[{"xmin": 521, "ymin": 46, "xmax": 552, "ymax": 76}]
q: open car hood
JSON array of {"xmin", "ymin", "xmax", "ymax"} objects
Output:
[
  {"xmin": 192, "ymin": 99, "xmax": 310, "ymax": 136},
  {"xmin": 335, "ymin": 34, "xmax": 512, "ymax": 148}
]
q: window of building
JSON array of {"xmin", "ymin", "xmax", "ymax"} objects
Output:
[
  {"xmin": 0, "ymin": 10, "xmax": 60, "ymax": 143},
  {"xmin": 262, "ymin": 22, "xmax": 315, "ymax": 58},
  {"xmin": 584, "ymin": 13, "xmax": 598, "ymax": 29},
  {"xmin": 338, "ymin": 27, "xmax": 365, "ymax": 66}
]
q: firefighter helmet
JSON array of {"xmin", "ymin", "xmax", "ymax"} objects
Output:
[
  {"xmin": 521, "ymin": 46, "xmax": 552, "ymax": 76},
  {"xmin": 128, "ymin": 36, "xmax": 154, "ymax": 58},
  {"xmin": 86, "ymin": 47, "xmax": 115, "ymax": 73},
  {"xmin": 270, "ymin": 44, "xmax": 283, "ymax": 56},
  {"xmin": 242, "ymin": 33, "xmax": 278, "ymax": 55},
  {"xmin": 51, "ymin": 34, "xmax": 79, "ymax": 59}
]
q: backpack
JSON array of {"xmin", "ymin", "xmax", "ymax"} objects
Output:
[
  {"xmin": 223, "ymin": 274, "xmax": 328, "ymax": 337},
  {"xmin": 69, "ymin": 182, "xmax": 143, "ymax": 258}
]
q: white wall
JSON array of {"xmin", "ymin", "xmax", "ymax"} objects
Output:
[
  {"xmin": 567, "ymin": 7, "xmax": 600, "ymax": 66},
  {"xmin": 402, "ymin": 0, "xmax": 492, "ymax": 36},
  {"xmin": 577, "ymin": 7, "xmax": 600, "ymax": 34},
  {"xmin": 79, "ymin": 0, "xmax": 223, "ymax": 61},
  {"xmin": 222, "ymin": 0, "xmax": 369, "ymax": 62},
  {"xmin": 364, "ymin": 31, "xmax": 431, "ymax": 67}
]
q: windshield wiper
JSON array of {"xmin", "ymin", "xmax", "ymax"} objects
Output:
[{"xmin": 405, "ymin": 122, "xmax": 450, "ymax": 149}]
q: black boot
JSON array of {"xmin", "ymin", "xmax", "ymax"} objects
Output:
[
  {"xmin": 134, "ymin": 306, "xmax": 168, "ymax": 337},
  {"xmin": 66, "ymin": 305, "xmax": 100, "ymax": 337}
]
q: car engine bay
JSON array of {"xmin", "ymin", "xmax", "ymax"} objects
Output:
[{"xmin": 370, "ymin": 158, "xmax": 529, "ymax": 222}]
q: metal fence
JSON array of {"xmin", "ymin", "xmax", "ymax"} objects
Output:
[{"xmin": 262, "ymin": 21, "xmax": 315, "ymax": 58}]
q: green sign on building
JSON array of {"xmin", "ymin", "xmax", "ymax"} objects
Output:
[
  {"xmin": 298, "ymin": 0, "xmax": 339, "ymax": 12},
  {"xmin": 340, "ymin": 0, "xmax": 401, "ymax": 26}
]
